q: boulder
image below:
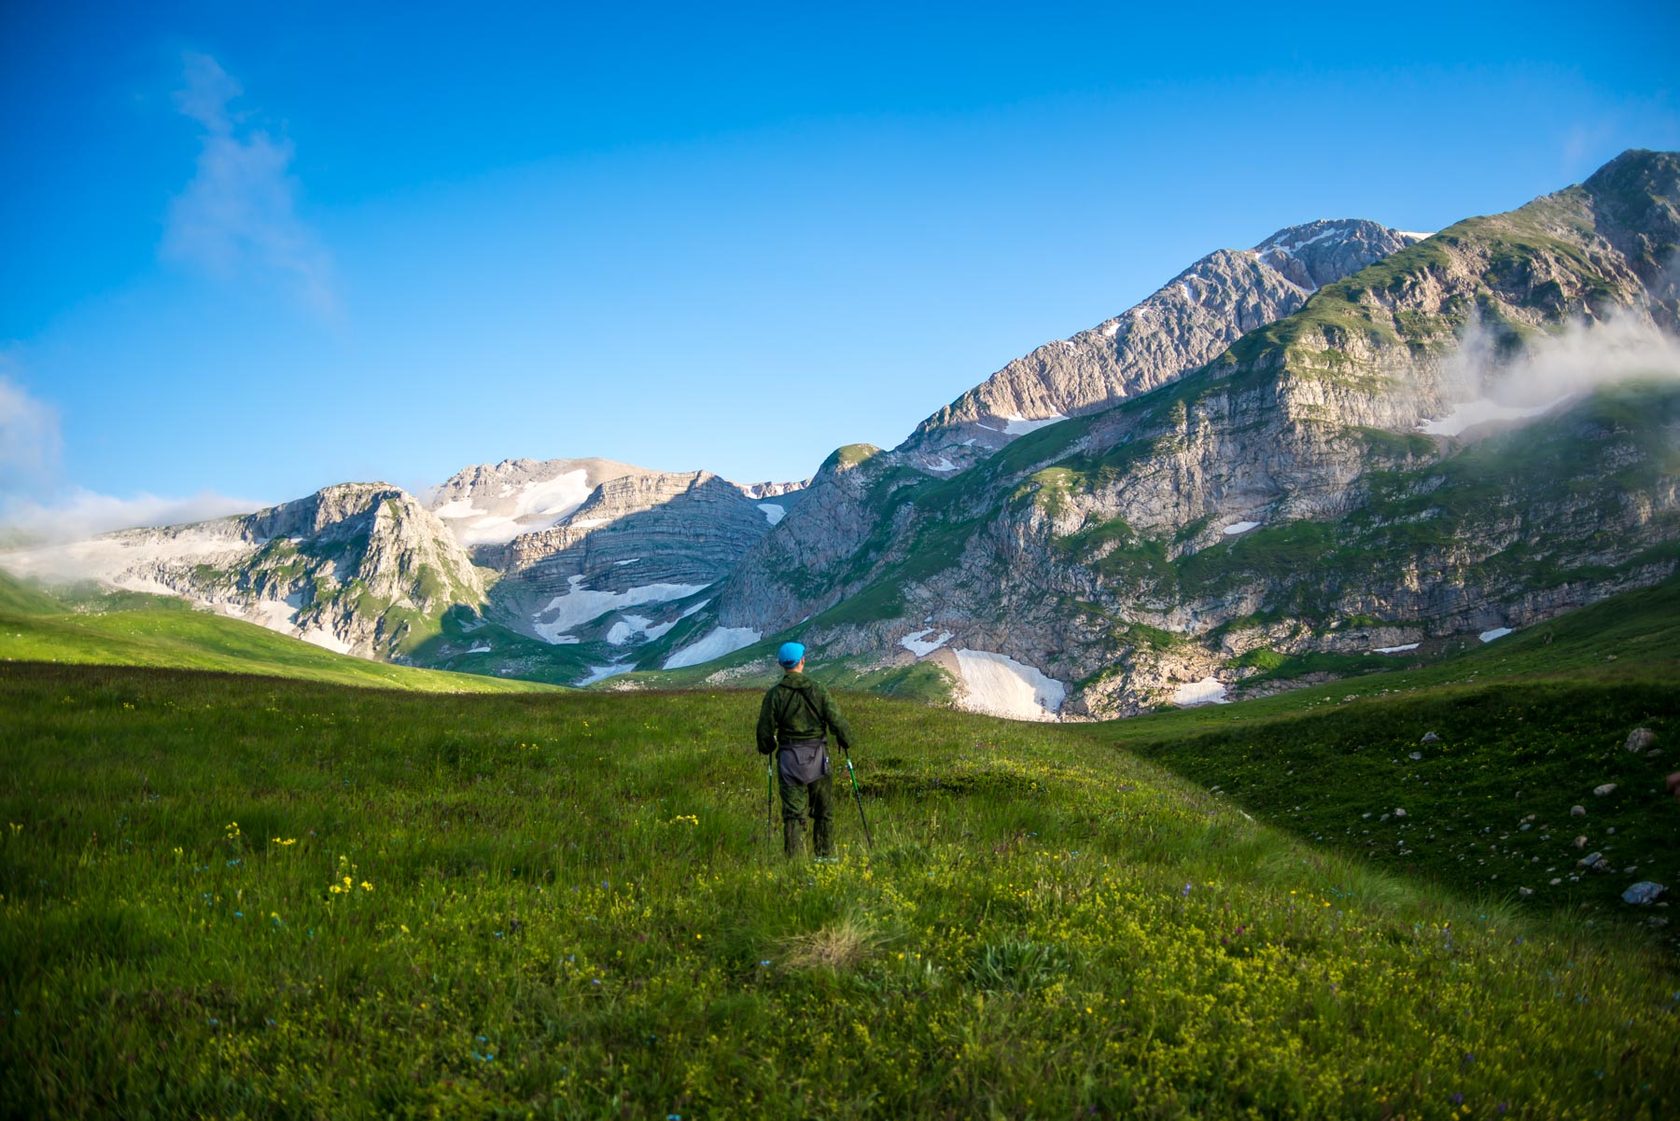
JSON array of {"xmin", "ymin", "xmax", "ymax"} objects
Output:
[
  {"xmin": 1624, "ymin": 728, "xmax": 1657, "ymax": 752},
  {"xmin": 1593, "ymin": 783, "xmax": 1617, "ymax": 797},
  {"xmin": 1621, "ymin": 882, "xmax": 1667, "ymax": 905}
]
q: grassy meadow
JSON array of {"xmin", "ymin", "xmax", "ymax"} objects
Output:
[
  {"xmin": 0, "ymin": 580, "xmax": 558, "ymax": 695},
  {"xmin": 4, "ymin": 603, "xmax": 1680, "ymax": 1119}
]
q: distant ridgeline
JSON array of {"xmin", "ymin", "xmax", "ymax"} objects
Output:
[{"xmin": 2, "ymin": 149, "xmax": 1677, "ymax": 716}]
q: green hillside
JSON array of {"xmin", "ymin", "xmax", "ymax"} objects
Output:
[
  {"xmin": 0, "ymin": 573, "xmax": 558, "ymax": 694},
  {"xmin": 3, "ymin": 577, "xmax": 1678, "ymax": 1117}
]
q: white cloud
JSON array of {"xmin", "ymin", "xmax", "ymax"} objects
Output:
[
  {"xmin": 163, "ymin": 52, "xmax": 338, "ymax": 315},
  {"xmin": 1447, "ymin": 310, "xmax": 1680, "ymax": 403},
  {"xmin": 0, "ymin": 487, "xmax": 263, "ymax": 545},
  {"xmin": 1424, "ymin": 310, "xmax": 1680, "ymax": 437},
  {"xmin": 0, "ymin": 372, "xmax": 62, "ymax": 492},
  {"xmin": 0, "ymin": 366, "xmax": 262, "ymax": 545}
]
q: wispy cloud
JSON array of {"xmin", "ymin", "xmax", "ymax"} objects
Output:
[
  {"xmin": 163, "ymin": 52, "xmax": 338, "ymax": 315},
  {"xmin": 1, "ymin": 488, "xmax": 264, "ymax": 545},
  {"xmin": 1422, "ymin": 310, "xmax": 1680, "ymax": 436},
  {"xmin": 0, "ymin": 370, "xmax": 262, "ymax": 545},
  {"xmin": 0, "ymin": 368, "xmax": 63, "ymax": 493}
]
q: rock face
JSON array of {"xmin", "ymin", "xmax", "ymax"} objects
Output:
[
  {"xmin": 716, "ymin": 222, "xmax": 1427, "ymax": 640},
  {"xmin": 899, "ymin": 219, "xmax": 1425, "ymax": 472},
  {"xmin": 482, "ymin": 470, "xmax": 798, "ymax": 647},
  {"xmin": 427, "ymin": 457, "xmax": 656, "ymax": 550},
  {"xmin": 712, "ymin": 150, "xmax": 1680, "ymax": 718}
]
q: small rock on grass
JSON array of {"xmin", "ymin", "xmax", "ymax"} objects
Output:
[
  {"xmin": 1624, "ymin": 728, "xmax": 1656, "ymax": 753},
  {"xmin": 1622, "ymin": 881, "xmax": 1667, "ymax": 905},
  {"xmin": 1420, "ymin": 731, "xmax": 1441, "ymax": 744},
  {"xmin": 1593, "ymin": 783, "xmax": 1617, "ymax": 797},
  {"xmin": 1570, "ymin": 805, "xmax": 1586, "ymax": 816}
]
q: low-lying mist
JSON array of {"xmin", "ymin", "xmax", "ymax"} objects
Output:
[{"xmin": 1421, "ymin": 310, "xmax": 1680, "ymax": 436}]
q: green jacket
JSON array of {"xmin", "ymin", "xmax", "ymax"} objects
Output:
[{"xmin": 757, "ymin": 671, "xmax": 854, "ymax": 755}]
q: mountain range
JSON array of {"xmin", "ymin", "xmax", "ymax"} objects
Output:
[{"xmin": 4, "ymin": 149, "xmax": 1676, "ymax": 717}]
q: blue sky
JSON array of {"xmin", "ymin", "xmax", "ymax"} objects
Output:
[{"xmin": 3, "ymin": 0, "xmax": 1678, "ymax": 531}]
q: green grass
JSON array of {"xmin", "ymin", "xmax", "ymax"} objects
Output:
[
  {"xmin": 0, "ymin": 576, "xmax": 556, "ymax": 695},
  {"xmin": 4, "ymin": 632, "xmax": 1680, "ymax": 1116}
]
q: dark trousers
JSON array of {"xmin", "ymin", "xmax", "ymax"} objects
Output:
[{"xmin": 779, "ymin": 772, "xmax": 834, "ymax": 857}]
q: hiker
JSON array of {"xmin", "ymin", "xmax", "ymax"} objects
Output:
[{"xmin": 757, "ymin": 642, "xmax": 855, "ymax": 858}]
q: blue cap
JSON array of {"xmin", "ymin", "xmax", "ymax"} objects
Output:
[{"xmin": 777, "ymin": 641, "xmax": 806, "ymax": 667}]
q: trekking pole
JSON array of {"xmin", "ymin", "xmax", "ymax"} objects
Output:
[{"xmin": 840, "ymin": 744, "xmax": 874, "ymax": 851}]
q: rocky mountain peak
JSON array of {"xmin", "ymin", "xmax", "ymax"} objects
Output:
[
  {"xmin": 1252, "ymin": 218, "xmax": 1425, "ymax": 291},
  {"xmin": 894, "ymin": 218, "xmax": 1422, "ymax": 474}
]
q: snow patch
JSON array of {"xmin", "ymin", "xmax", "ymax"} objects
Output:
[
  {"xmin": 245, "ymin": 598, "xmax": 298, "ymax": 632},
  {"xmin": 615, "ymin": 558, "xmax": 641, "ymax": 566},
  {"xmin": 1261, "ymin": 227, "xmax": 1339, "ymax": 255},
  {"xmin": 532, "ymin": 576, "xmax": 710, "ymax": 643},
  {"xmin": 953, "ymin": 650, "xmax": 1065, "ymax": 721},
  {"xmin": 577, "ymin": 662, "xmax": 633, "ymax": 686},
  {"xmin": 1171, "ymin": 678, "xmax": 1229, "ymax": 707},
  {"xmin": 433, "ymin": 469, "xmax": 595, "ymax": 545},
  {"xmin": 900, "ymin": 629, "xmax": 952, "ymax": 657},
  {"xmin": 605, "ymin": 614, "xmax": 677, "ymax": 646},
  {"xmin": 299, "ymin": 627, "xmax": 353, "ymax": 655},
  {"xmin": 1102, "ymin": 319, "xmax": 1121, "ymax": 337},
  {"xmin": 1397, "ymin": 230, "xmax": 1435, "ymax": 241},
  {"xmin": 1222, "ymin": 520, "xmax": 1261, "ymax": 535},
  {"xmin": 1001, "ymin": 414, "xmax": 1066, "ymax": 437},
  {"xmin": 1417, "ymin": 394, "xmax": 1572, "ymax": 437},
  {"xmin": 927, "ymin": 456, "xmax": 958, "ymax": 472},
  {"xmin": 1373, "ymin": 643, "xmax": 1420, "ymax": 654},
  {"xmin": 756, "ymin": 503, "xmax": 785, "ymax": 526},
  {"xmin": 664, "ymin": 627, "xmax": 761, "ymax": 670},
  {"xmin": 466, "ymin": 644, "xmax": 493, "ymax": 655},
  {"xmin": 1479, "ymin": 627, "xmax": 1513, "ymax": 643}
]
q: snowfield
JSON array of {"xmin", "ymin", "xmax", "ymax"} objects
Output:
[
  {"xmin": 605, "ymin": 614, "xmax": 677, "ymax": 646},
  {"xmin": 900, "ymin": 629, "xmax": 952, "ymax": 657},
  {"xmin": 1479, "ymin": 627, "xmax": 1513, "ymax": 643},
  {"xmin": 1222, "ymin": 521, "xmax": 1261, "ymax": 535},
  {"xmin": 1171, "ymin": 677, "xmax": 1229, "ymax": 707},
  {"xmin": 663, "ymin": 627, "xmax": 762, "ymax": 670},
  {"xmin": 756, "ymin": 503, "xmax": 785, "ymax": 526},
  {"xmin": 577, "ymin": 661, "xmax": 634, "ymax": 686},
  {"xmin": 1001, "ymin": 414, "xmax": 1066, "ymax": 436},
  {"xmin": 531, "ymin": 576, "xmax": 710, "ymax": 643},
  {"xmin": 1417, "ymin": 395, "xmax": 1572, "ymax": 437},
  {"xmin": 952, "ymin": 650, "xmax": 1065, "ymax": 721},
  {"xmin": 433, "ymin": 469, "xmax": 594, "ymax": 546}
]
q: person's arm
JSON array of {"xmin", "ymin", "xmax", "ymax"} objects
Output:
[
  {"xmin": 817, "ymin": 683, "xmax": 854, "ymax": 752},
  {"xmin": 756, "ymin": 689, "xmax": 778, "ymax": 755}
]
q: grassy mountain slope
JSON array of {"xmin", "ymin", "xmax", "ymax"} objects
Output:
[
  {"xmin": 0, "ymin": 573, "xmax": 557, "ymax": 695},
  {"xmin": 3, "ymin": 580, "xmax": 1678, "ymax": 1117}
]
